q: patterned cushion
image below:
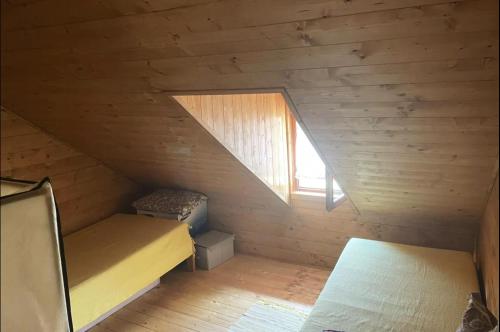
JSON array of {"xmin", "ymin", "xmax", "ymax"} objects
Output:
[
  {"xmin": 456, "ymin": 293, "xmax": 498, "ymax": 332},
  {"xmin": 132, "ymin": 189, "xmax": 207, "ymax": 217}
]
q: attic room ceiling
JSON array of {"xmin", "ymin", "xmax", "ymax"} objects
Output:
[{"xmin": 1, "ymin": 0, "xmax": 499, "ymax": 226}]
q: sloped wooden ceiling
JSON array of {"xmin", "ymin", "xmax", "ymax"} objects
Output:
[
  {"xmin": 1, "ymin": 110, "xmax": 141, "ymax": 235},
  {"xmin": 1, "ymin": 0, "xmax": 499, "ymax": 228}
]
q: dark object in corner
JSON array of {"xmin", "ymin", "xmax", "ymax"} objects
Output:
[{"xmin": 456, "ymin": 292, "xmax": 498, "ymax": 332}]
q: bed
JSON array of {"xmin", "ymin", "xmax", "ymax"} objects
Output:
[
  {"xmin": 301, "ymin": 238, "xmax": 479, "ymax": 332},
  {"xmin": 64, "ymin": 213, "xmax": 194, "ymax": 331}
]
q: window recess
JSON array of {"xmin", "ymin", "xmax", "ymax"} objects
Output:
[{"xmin": 174, "ymin": 90, "xmax": 345, "ymax": 211}]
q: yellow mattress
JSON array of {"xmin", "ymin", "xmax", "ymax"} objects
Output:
[
  {"xmin": 301, "ymin": 238, "xmax": 479, "ymax": 332},
  {"xmin": 64, "ymin": 213, "xmax": 194, "ymax": 331}
]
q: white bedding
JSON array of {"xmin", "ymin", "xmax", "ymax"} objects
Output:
[{"xmin": 301, "ymin": 238, "xmax": 479, "ymax": 332}]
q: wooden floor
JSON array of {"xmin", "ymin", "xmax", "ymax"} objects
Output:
[{"xmin": 89, "ymin": 254, "xmax": 330, "ymax": 332}]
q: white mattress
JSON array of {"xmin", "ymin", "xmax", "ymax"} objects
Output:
[{"xmin": 301, "ymin": 238, "xmax": 479, "ymax": 332}]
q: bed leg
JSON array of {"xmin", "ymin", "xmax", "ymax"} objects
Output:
[{"xmin": 186, "ymin": 254, "xmax": 196, "ymax": 272}]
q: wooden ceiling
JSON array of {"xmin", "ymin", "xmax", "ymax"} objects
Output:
[{"xmin": 1, "ymin": 0, "xmax": 499, "ymax": 226}]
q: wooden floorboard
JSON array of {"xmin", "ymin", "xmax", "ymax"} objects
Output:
[{"xmin": 89, "ymin": 254, "xmax": 330, "ymax": 332}]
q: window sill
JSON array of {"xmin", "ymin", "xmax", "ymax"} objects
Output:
[
  {"xmin": 292, "ymin": 190, "xmax": 326, "ymax": 198},
  {"xmin": 292, "ymin": 190, "xmax": 347, "ymax": 210}
]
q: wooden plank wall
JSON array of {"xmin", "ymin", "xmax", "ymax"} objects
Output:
[
  {"xmin": 2, "ymin": 97, "xmax": 477, "ymax": 267},
  {"xmin": 216, "ymin": 191, "xmax": 477, "ymax": 267},
  {"xmin": 1, "ymin": 0, "xmax": 497, "ymax": 264},
  {"xmin": 174, "ymin": 93, "xmax": 290, "ymax": 202},
  {"xmin": 1, "ymin": 0, "xmax": 498, "ymax": 231},
  {"xmin": 478, "ymin": 173, "xmax": 499, "ymax": 318},
  {"xmin": 0, "ymin": 110, "xmax": 142, "ymax": 235}
]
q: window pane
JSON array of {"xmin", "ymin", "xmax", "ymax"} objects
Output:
[
  {"xmin": 295, "ymin": 122, "xmax": 326, "ymax": 190},
  {"xmin": 333, "ymin": 180, "xmax": 343, "ymax": 195}
]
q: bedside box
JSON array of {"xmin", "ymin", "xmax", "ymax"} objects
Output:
[{"xmin": 195, "ymin": 231, "xmax": 234, "ymax": 270}]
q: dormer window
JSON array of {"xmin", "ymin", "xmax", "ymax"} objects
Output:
[{"xmin": 291, "ymin": 120, "xmax": 345, "ymax": 203}]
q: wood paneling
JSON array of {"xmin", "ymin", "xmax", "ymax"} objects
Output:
[
  {"xmin": 0, "ymin": 110, "xmax": 141, "ymax": 235},
  {"xmin": 175, "ymin": 93, "xmax": 290, "ymax": 202},
  {"xmin": 1, "ymin": 0, "xmax": 498, "ymax": 264},
  {"xmin": 215, "ymin": 191, "xmax": 477, "ymax": 267},
  {"xmin": 478, "ymin": 174, "xmax": 499, "ymax": 318},
  {"xmin": 2, "ymin": 96, "xmax": 476, "ymax": 267}
]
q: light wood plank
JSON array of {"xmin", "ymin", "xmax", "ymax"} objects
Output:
[
  {"xmin": 0, "ymin": 110, "xmax": 141, "ymax": 235},
  {"xmin": 89, "ymin": 255, "xmax": 330, "ymax": 332},
  {"xmin": 1, "ymin": 0, "xmax": 497, "ymax": 268},
  {"xmin": 175, "ymin": 93, "xmax": 291, "ymax": 203},
  {"xmin": 477, "ymin": 174, "xmax": 499, "ymax": 319}
]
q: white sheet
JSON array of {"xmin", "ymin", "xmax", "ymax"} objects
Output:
[{"xmin": 301, "ymin": 238, "xmax": 479, "ymax": 332}]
